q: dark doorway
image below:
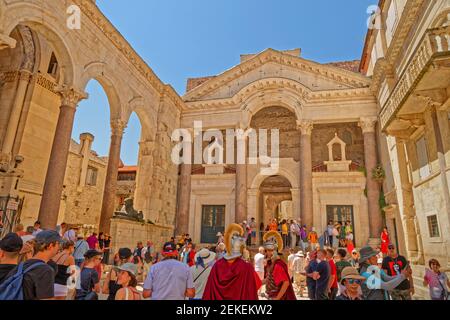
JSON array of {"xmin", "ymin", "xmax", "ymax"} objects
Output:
[
  {"xmin": 326, "ymin": 205, "xmax": 355, "ymax": 243},
  {"xmin": 201, "ymin": 205, "xmax": 225, "ymax": 244}
]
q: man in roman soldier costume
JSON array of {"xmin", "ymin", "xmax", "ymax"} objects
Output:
[
  {"xmin": 203, "ymin": 223, "xmax": 260, "ymax": 300},
  {"xmin": 263, "ymin": 231, "xmax": 297, "ymax": 300}
]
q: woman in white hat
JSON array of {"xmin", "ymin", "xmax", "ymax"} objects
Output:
[
  {"xmin": 115, "ymin": 262, "xmax": 141, "ymax": 300},
  {"xmin": 190, "ymin": 248, "xmax": 216, "ymax": 300}
]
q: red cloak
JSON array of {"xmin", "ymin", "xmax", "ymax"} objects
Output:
[
  {"xmin": 269, "ymin": 259, "xmax": 297, "ymax": 300},
  {"xmin": 203, "ymin": 257, "xmax": 259, "ymax": 300}
]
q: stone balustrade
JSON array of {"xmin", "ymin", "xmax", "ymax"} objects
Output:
[{"xmin": 380, "ymin": 26, "xmax": 450, "ymax": 130}]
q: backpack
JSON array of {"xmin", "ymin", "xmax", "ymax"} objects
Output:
[
  {"xmin": 144, "ymin": 246, "xmax": 153, "ymax": 264},
  {"xmin": 0, "ymin": 261, "xmax": 46, "ymax": 300}
]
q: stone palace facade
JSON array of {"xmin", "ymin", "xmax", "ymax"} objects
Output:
[{"xmin": 0, "ymin": 0, "xmax": 449, "ymax": 297}]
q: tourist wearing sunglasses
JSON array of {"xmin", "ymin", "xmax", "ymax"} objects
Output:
[{"xmin": 336, "ymin": 267, "xmax": 366, "ymax": 300}]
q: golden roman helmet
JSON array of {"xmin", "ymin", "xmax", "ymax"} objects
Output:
[
  {"xmin": 223, "ymin": 223, "xmax": 246, "ymax": 260},
  {"xmin": 263, "ymin": 230, "xmax": 283, "ymax": 253}
]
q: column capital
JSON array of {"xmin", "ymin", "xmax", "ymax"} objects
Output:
[
  {"xmin": 0, "ymin": 34, "xmax": 17, "ymax": 50},
  {"xmin": 56, "ymin": 86, "xmax": 88, "ymax": 109},
  {"xmin": 111, "ymin": 118, "xmax": 127, "ymax": 137},
  {"xmin": 297, "ymin": 120, "xmax": 313, "ymax": 135},
  {"xmin": 358, "ymin": 117, "xmax": 378, "ymax": 133},
  {"xmin": 139, "ymin": 139, "xmax": 156, "ymax": 156}
]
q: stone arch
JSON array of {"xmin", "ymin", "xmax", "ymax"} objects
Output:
[
  {"xmin": 250, "ymin": 169, "xmax": 299, "ymax": 190},
  {"xmin": 235, "ymin": 78, "xmax": 306, "ymax": 127},
  {"xmin": 124, "ymin": 96, "xmax": 157, "ymax": 142},
  {"xmin": 2, "ymin": 3, "xmax": 76, "ymax": 86},
  {"xmin": 79, "ymin": 62, "xmax": 123, "ymax": 121}
]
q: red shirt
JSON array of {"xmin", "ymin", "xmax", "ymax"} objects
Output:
[
  {"xmin": 273, "ymin": 264, "xmax": 290, "ymax": 286},
  {"xmin": 328, "ymin": 259, "xmax": 338, "ymax": 289}
]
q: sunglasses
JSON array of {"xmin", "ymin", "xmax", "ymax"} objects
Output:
[{"xmin": 347, "ymin": 279, "xmax": 362, "ymax": 285}]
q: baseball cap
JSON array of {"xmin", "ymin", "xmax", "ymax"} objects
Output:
[
  {"xmin": 0, "ymin": 233, "xmax": 23, "ymax": 253},
  {"xmin": 388, "ymin": 244, "xmax": 395, "ymax": 249},
  {"xmin": 162, "ymin": 242, "xmax": 178, "ymax": 256},
  {"xmin": 118, "ymin": 248, "xmax": 132, "ymax": 260},
  {"xmin": 35, "ymin": 230, "xmax": 62, "ymax": 245}
]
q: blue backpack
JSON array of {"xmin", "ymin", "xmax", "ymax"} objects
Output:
[{"xmin": 0, "ymin": 261, "xmax": 46, "ymax": 300}]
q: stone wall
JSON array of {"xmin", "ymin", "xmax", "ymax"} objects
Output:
[
  {"xmin": 312, "ymin": 123, "xmax": 365, "ymax": 167},
  {"xmin": 59, "ymin": 139, "xmax": 107, "ymax": 227},
  {"xmin": 110, "ymin": 218, "xmax": 174, "ymax": 256},
  {"xmin": 250, "ymin": 106, "xmax": 300, "ymax": 161}
]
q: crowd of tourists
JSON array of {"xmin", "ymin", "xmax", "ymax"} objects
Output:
[{"xmin": 0, "ymin": 219, "xmax": 449, "ymax": 301}]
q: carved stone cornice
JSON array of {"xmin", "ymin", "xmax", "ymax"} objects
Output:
[
  {"xmin": 72, "ymin": 0, "xmax": 186, "ymax": 112},
  {"xmin": 358, "ymin": 117, "xmax": 378, "ymax": 133},
  {"xmin": 56, "ymin": 86, "xmax": 88, "ymax": 109},
  {"xmin": 18, "ymin": 69, "xmax": 32, "ymax": 82},
  {"xmin": 297, "ymin": 120, "xmax": 314, "ymax": 136},
  {"xmin": 183, "ymin": 77, "xmax": 375, "ymax": 112},
  {"xmin": 111, "ymin": 119, "xmax": 127, "ymax": 137},
  {"xmin": 183, "ymin": 49, "xmax": 371, "ymax": 102}
]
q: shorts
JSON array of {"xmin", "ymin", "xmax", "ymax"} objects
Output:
[
  {"xmin": 251, "ymin": 231, "xmax": 256, "ymax": 238},
  {"xmin": 54, "ymin": 284, "xmax": 68, "ymax": 297},
  {"xmin": 293, "ymin": 273, "xmax": 306, "ymax": 285}
]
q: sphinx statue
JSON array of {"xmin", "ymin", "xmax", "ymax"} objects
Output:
[{"xmin": 113, "ymin": 198, "xmax": 144, "ymax": 222}]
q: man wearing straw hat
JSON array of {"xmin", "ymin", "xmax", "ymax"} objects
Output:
[{"xmin": 336, "ymin": 266, "xmax": 366, "ymax": 300}]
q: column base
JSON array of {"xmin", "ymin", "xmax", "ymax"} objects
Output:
[{"xmin": 367, "ymin": 238, "xmax": 381, "ymax": 248}]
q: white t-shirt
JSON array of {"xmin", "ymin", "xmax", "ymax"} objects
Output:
[
  {"xmin": 254, "ymin": 253, "xmax": 265, "ymax": 272},
  {"xmin": 288, "ymin": 254, "xmax": 296, "ymax": 272}
]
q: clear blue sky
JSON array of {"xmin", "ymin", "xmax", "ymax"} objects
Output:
[{"xmin": 72, "ymin": 0, "xmax": 375, "ymax": 165}]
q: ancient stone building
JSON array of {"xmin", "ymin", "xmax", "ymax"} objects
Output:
[
  {"xmin": 179, "ymin": 49, "xmax": 380, "ymax": 246},
  {"xmin": 0, "ymin": 2, "xmax": 449, "ymax": 301},
  {"xmin": 360, "ymin": 0, "xmax": 450, "ymax": 298}
]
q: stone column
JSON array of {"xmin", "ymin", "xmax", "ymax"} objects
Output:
[
  {"xmin": 235, "ymin": 132, "xmax": 247, "ymax": 223},
  {"xmin": 396, "ymin": 138, "xmax": 424, "ymax": 263},
  {"xmin": 359, "ymin": 117, "xmax": 382, "ymax": 242},
  {"xmin": 99, "ymin": 119, "xmax": 126, "ymax": 233},
  {"xmin": 38, "ymin": 87, "xmax": 87, "ymax": 230},
  {"xmin": 1, "ymin": 70, "xmax": 31, "ymax": 162},
  {"xmin": 134, "ymin": 139, "xmax": 155, "ymax": 219},
  {"xmin": 297, "ymin": 120, "xmax": 314, "ymax": 229},
  {"xmin": 176, "ymin": 163, "xmax": 192, "ymax": 236}
]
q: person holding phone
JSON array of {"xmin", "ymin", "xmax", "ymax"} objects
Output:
[{"xmin": 381, "ymin": 244, "xmax": 414, "ymax": 300}]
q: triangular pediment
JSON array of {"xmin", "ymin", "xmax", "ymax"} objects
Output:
[{"xmin": 183, "ymin": 48, "xmax": 371, "ymax": 102}]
